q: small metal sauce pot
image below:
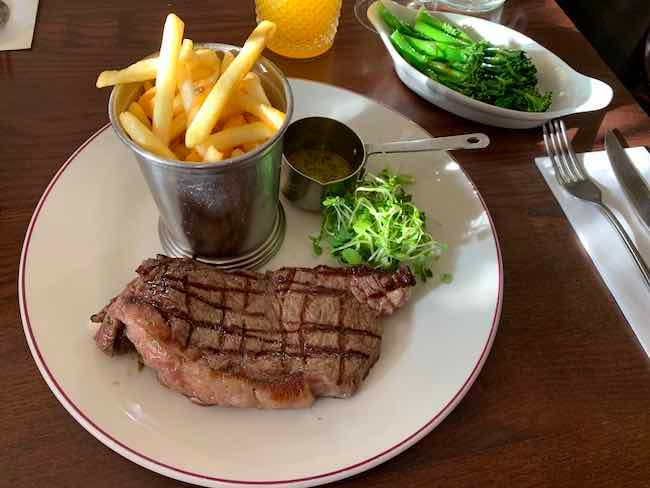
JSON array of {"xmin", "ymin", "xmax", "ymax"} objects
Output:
[{"xmin": 280, "ymin": 116, "xmax": 489, "ymax": 211}]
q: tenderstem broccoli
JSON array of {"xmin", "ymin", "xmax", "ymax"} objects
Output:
[{"xmin": 380, "ymin": 4, "xmax": 552, "ymax": 112}]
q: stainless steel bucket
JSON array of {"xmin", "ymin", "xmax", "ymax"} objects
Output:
[{"xmin": 108, "ymin": 43, "xmax": 293, "ymax": 268}]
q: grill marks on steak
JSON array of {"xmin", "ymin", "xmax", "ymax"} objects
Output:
[{"xmin": 92, "ymin": 255, "xmax": 413, "ymax": 408}]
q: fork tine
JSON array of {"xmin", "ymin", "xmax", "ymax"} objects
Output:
[
  {"xmin": 550, "ymin": 119, "xmax": 580, "ymax": 183},
  {"xmin": 557, "ymin": 119, "xmax": 586, "ymax": 179},
  {"xmin": 545, "ymin": 121, "xmax": 573, "ymax": 183},
  {"xmin": 543, "ymin": 122, "xmax": 568, "ymax": 185}
]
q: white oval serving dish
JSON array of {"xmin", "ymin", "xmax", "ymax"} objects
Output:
[{"xmin": 368, "ymin": 0, "xmax": 614, "ymax": 129}]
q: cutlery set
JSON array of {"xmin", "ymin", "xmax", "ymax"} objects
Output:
[{"xmin": 543, "ymin": 119, "xmax": 650, "ymax": 288}]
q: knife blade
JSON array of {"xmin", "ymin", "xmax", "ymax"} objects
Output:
[{"xmin": 605, "ymin": 130, "xmax": 650, "ymax": 229}]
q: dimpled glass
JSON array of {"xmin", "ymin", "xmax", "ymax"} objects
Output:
[{"xmin": 255, "ymin": 0, "xmax": 342, "ymax": 59}]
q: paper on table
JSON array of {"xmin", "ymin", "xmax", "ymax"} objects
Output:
[
  {"xmin": 0, "ymin": 0, "xmax": 39, "ymax": 51},
  {"xmin": 535, "ymin": 147, "xmax": 650, "ymax": 357}
]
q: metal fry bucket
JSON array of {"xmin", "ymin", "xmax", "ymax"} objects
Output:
[{"xmin": 109, "ymin": 43, "xmax": 293, "ymax": 269}]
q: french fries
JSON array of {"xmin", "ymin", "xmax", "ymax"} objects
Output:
[
  {"xmin": 188, "ymin": 90, "xmax": 210, "ymax": 124},
  {"xmin": 139, "ymin": 91, "xmax": 184, "ymax": 119},
  {"xmin": 128, "ymin": 102, "xmax": 151, "ymax": 129},
  {"xmin": 99, "ymin": 14, "xmax": 285, "ymax": 164},
  {"xmin": 185, "ymin": 21, "xmax": 276, "ymax": 148},
  {"xmin": 194, "ymin": 49, "xmax": 220, "ymax": 72},
  {"xmin": 221, "ymin": 51, "xmax": 235, "ymax": 75},
  {"xmin": 185, "ymin": 149, "xmax": 202, "ymax": 162},
  {"xmin": 242, "ymin": 141, "xmax": 262, "ymax": 152},
  {"xmin": 172, "ymin": 141, "xmax": 191, "ymax": 160},
  {"xmin": 96, "ymin": 58, "xmax": 158, "ymax": 88},
  {"xmin": 140, "ymin": 85, "xmax": 157, "ymax": 100},
  {"xmin": 235, "ymin": 92, "xmax": 285, "ymax": 131},
  {"xmin": 177, "ymin": 39, "xmax": 195, "ymax": 113},
  {"xmin": 153, "ymin": 14, "xmax": 185, "ymax": 145},
  {"xmin": 177, "ymin": 64, "xmax": 194, "ymax": 113},
  {"xmin": 96, "ymin": 37, "xmax": 196, "ymax": 89},
  {"xmin": 179, "ymin": 39, "xmax": 194, "ymax": 61},
  {"xmin": 191, "ymin": 66, "xmax": 215, "ymax": 81},
  {"xmin": 203, "ymin": 146, "xmax": 225, "ymax": 163},
  {"xmin": 240, "ymin": 72, "xmax": 270, "ymax": 105},
  {"xmin": 119, "ymin": 112, "xmax": 176, "ymax": 159},
  {"xmin": 170, "ymin": 113, "xmax": 188, "ymax": 141},
  {"xmin": 223, "ymin": 114, "xmax": 247, "ymax": 129},
  {"xmin": 199, "ymin": 122, "xmax": 273, "ymax": 152}
]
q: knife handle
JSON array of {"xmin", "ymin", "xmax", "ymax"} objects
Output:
[{"xmin": 597, "ymin": 203, "xmax": 650, "ymax": 287}]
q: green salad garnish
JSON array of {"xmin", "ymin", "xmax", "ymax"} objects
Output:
[{"xmin": 311, "ymin": 168, "xmax": 446, "ymax": 281}]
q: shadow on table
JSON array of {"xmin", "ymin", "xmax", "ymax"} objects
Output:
[{"xmin": 565, "ymin": 109, "xmax": 607, "ymax": 152}]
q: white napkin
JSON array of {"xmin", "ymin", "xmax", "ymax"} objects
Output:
[
  {"xmin": 0, "ymin": 0, "xmax": 39, "ymax": 51},
  {"xmin": 535, "ymin": 147, "xmax": 650, "ymax": 357}
]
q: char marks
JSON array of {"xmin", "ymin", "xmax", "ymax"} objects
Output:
[{"xmin": 93, "ymin": 255, "xmax": 414, "ymax": 406}]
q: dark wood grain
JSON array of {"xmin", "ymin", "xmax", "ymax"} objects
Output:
[{"xmin": 2, "ymin": 0, "xmax": 650, "ymax": 486}]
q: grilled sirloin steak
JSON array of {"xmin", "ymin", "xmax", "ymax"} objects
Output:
[{"xmin": 92, "ymin": 255, "xmax": 414, "ymax": 408}]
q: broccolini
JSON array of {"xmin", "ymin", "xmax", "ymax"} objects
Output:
[{"xmin": 380, "ymin": 4, "xmax": 552, "ymax": 112}]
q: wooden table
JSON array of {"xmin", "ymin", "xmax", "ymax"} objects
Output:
[{"xmin": 3, "ymin": 1, "xmax": 650, "ymax": 486}]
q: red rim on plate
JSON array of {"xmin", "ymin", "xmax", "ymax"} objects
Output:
[{"xmin": 19, "ymin": 119, "xmax": 503, "ymax": 486}]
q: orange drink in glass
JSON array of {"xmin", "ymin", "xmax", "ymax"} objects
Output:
[{"xmin": 255, "ymin": 0, "xmax": 343, "ymax": 59}]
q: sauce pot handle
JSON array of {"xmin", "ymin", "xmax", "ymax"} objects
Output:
[{"xmin": 365, "ymin": 133, "xmax": 489, "ymax": 155}]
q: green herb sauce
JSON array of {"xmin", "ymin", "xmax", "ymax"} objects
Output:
[{"xmin": 287, "ymin": 148, "xmax": 352, "ymax": 184}]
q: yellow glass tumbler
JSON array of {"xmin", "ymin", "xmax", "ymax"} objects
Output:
[{"xmin": 255, "ymin": 0, "xmax": 343, "ymax": 59}]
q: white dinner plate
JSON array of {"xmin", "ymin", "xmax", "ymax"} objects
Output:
[{"xmin": 19, "ymin": 79, "xmax": 502, "ymax": 487}]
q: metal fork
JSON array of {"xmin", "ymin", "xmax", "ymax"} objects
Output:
[{"xmin": 542, "ymin": 118, "xmax": 650, "ymax": 287}]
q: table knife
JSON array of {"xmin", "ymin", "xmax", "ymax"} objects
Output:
[{"xmin": 605, "ymin": 130, "xmax": 650, "ymax": 228}]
